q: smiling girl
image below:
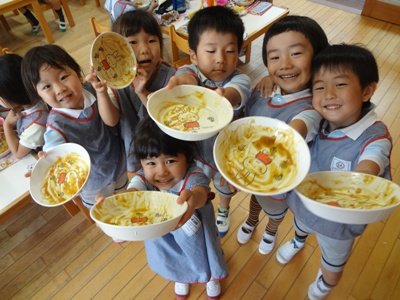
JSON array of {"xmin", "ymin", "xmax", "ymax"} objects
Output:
[
  {"xmin": 99, "ymin": 10, "xmax": 176, "ymax": 173},
  {"xmin": 104, "ymin": 116, "xmax": 228, "ymax": 299}
]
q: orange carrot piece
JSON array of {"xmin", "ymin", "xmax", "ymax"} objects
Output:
[
  {"xmin": 131, "ymin": 217, "xmax": 148, "ymax": 223},
  {"xmin": 327, "ymin": 201, "xmax": 341, "ymax": 207},
  {"xmin": 58, "ymin": 172, "xmax": 66, "ymax": 184}
]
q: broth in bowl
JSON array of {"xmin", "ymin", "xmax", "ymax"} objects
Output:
[
  {"xmin": 214, "ymin": 117, "xmax": 310, "ymax": 196},
  {"xmin": 90, "ymin": 191, "xmax": 188, "ymax": 241},
  {"xmin": 295, "ymin": 171, "xmax": 400, "ymax": 224}
]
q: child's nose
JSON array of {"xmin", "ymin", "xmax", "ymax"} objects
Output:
[
  {"xmin": 216, "ymin": 51, "xmax": 225, "ymax": 64},
  {"xmin": 158, "ymin": 164, "xmax": 169, "ymax": 175},
  {"xmin": 138, "ymin": 44, "xmax": 150, "ymax": 54},
  {"xmin": 279, "ymin": 54, "xmax": 292, "ymax": 69},
  {"xmin": 55, "ymin": 83, "xmax": 67, "ymax": 94},
  {"xmin": 324, "ymin": 87, "xmax": 336, "ymax": 100}
]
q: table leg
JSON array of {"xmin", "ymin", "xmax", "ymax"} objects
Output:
[
  {"xmin": 63, "ymin": 200, "xmax": 80, "ymax": 216},
  {"xmin": 31, "ymin": 1, "xmax": 54, "ymax": 44},
  {"xmin": 73, "ymin": 196, "xmax": 95, "ymax": 224},
  {"xmin": 0, "ymin": 15, "xmax": 11, "ymax": 31},
  {"xmin": 244, "ymin": 43, "xmax": 251, "ymax": 64}
]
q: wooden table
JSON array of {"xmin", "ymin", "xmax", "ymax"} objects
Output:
[
  {"xmin": 0, "ymin": 153, "xmax": 37, "ymax": 222},
  {"xmin": 0, "ymin": 0, "xmax": 55, "ymax": 43},
  {"xmin": 0, "ymin": 153, "xmax": 92, "ymax": 224},
  {"xmin": 164, "ymin": 1, "xmax": 289, "ymax": 64}
]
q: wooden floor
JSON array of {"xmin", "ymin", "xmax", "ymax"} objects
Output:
[{"xmin": 1, "ymin": 0, "xmax": 400, "ymax": 299}]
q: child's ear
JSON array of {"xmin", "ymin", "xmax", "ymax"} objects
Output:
[
  {"xmin": 362, "ymin": 82, "xmax": 377, "ymax": 102},
  {"xmin": 189, "ymin": 50, "xmax": 198, "ymax": 66}
]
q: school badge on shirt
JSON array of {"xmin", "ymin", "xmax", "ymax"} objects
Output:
[{"xmin": 331, "ymin": 156, "xmax": 352, "ymax": 171}]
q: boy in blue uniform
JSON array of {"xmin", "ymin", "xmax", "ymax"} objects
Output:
[
  {"xmin": 239, "ymin": 16, "xmax": 328, "ymax": 255},
  {"xmin": 21, "ymin": 45, "xmax": 127, "ymax": 208},
  {"xmin": 0, "ymin": 54, "xmax": 49, "ymax": 159},
  {"xmin": 166, "ymin": 5, "xmax": 251, "ymax": 236},
  {"xmin": 279, "ymin": 44, "xmax": 392, "ymax": 300}
]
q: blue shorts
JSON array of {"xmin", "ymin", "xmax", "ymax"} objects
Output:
[
  {"xmin": 196, "ymin": 160, "xmax": 236, "ymax": 198},
  {"xmin": 294, "ymin": 217, "xmax": 355, "ymax": 272},
  {"xmin": 255, "ymin": 193, "xmax": 288, "ymax": 219},
  {"xmin": 80, "ymin": 173, "xmax": 128, "ymax": 208}
]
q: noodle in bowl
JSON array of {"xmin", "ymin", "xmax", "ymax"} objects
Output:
[
  {"xmin": 147, "ymin": 85, "xmax": 233, "ymax": 141},
  {"xmin": 30, "ymin": 143, "xmax": 91, "ymax": 207},
  {"xmin": 90, "ymin": 191, "xmax": 188, "ymax": 241},
  {"xmin": 214, "ymin": 117, "xmax": 311, "ymax": 196},
  {"xmin": 295, "ymin": 171, "xmax": 400, "ymax": 224}
]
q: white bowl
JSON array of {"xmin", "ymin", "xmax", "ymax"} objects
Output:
[
  {"xmin": 30, "ymin": 143, "xmax": 91, "ymax": 207},
  {"xmin": 147, "ymin": 85, "xmax": 233, "ymax": 141},
  {"xmin": 234, "ymin": 0, "xmax": 255, "ymax": 6},
  {"xmin": 90, "ymin": 32, "xmax": 137, "ymax": 89},
  {"xmin": 213, "ymin": 116, "xmax": 310, "ymax": 196},
  {"xmin": 90, "ymin": 191, "xmax": 188, "ymax": 241},
  {"xmin": 133, "ymin": 0, "xmax": 149, "ymax": 8},
  {"xmin": 0, "ymin": 137, "xmax": 10, "ymax": 159},
  {"xmin": 295, "ymin": 171, "xmax": 400, "ymax": 224}
]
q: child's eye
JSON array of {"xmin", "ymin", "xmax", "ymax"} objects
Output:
[
  {"xmin": 226, "ymin": 50, "xmax": 235, "ymax": 54},
  {"xmin": 145, "ymin": 161, "xmax": 156, "ymax": 166},
  {"xmin": 268, "ymin": 56, "xmax": 279, "ymax": 61},
  {"xmin": 336, "ymin": 83, "xmax": 347, "ymax": 87},
  {"xmin": 149, "ymin": 39, "xmax": 157, "ymax": 44},
  {"xmin": 61, "ymin": 75, "xmax": 69, "ymax": 80},
  {"xmin": 166, "ymin": 159, "xmax": 176, "ymax": 164},
  {"xmin": 291, "ymin": 52, "xmax": 302, "ymax": 56},
  {"xmin": 313, "ymin": 86, "xmax": 324, "ymax": 91},
  {"xmin": 129, "ymin": 41, "xmax": 138, "ymax": 45},
  {"xmin": 42, "ymin": 85, "xmax": 51, "ymax": 90},
  {"xmin": 206, "ymin": 50, "xmax": 216, "ymax": 53}
]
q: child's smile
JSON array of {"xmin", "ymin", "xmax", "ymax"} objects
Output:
[
  {"xmin": 142, "ymin": 153, "xmax": 188, "ymax": 190},
  {"xmin": 36, "ymin": 65, "xmax": 84, "ymax": 109},
  {"xmin": 266, "ymin": 31, "xmax": 314, "ymax": 95}
]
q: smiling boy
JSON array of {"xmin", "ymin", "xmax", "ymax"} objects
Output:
[{"xmin": 166, "ymin": 6, "xmax": 251, "ymax": 236}]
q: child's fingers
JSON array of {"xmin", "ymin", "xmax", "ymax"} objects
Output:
[
  {"xmin": 165, "ymin": 76, "xmax": 178, "ymax": 90},
  {"xmin": 95, "ymin": 194, "xmax": 105, "ymax": 203},
  {"xmin": 219, "ymin": 176, "xmax": 238, "ymax": 193},
  {"xmin": 37, "ymin": 151, "xmax": 47, "ymax": 159}
]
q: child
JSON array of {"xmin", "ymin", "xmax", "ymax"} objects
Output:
[
  {"xmin": 19, "ymin": 0, "xmax": 68, "ymax": 35},
  {"xmin": 102, "ymin": 116, "xmax": 228, "ymax": 299},
  {"xmin": 166, "ymin": 5, "xmax": 251, "ymax": 237},
  {"xmin": 0, "ymin": 54, "xmax": 49, "ymax": 159},
  {"xmin": 104, "ymin": 10, "xmax": 176, "ymax": 172},
  {"xmin": 278, "ymin": 44, "xmax": 392, "ymax": 300},
  {"xmin": 104, "ymin": 0, "xmax": 159, "ymax": 24},
  {"xmin": 21, "ymin": 44, "xmax": 127, "ymax": 208},
  {"xmin": 237, "ymin": 16, "xmax": 329, "ymax": 255}
]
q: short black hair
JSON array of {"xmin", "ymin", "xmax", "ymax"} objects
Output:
[
  {"xmin": 262, "ymin": 15, "xmax": 329, "ymax": 67},
  {"xmin": 188, "ymin": 6, "xmax": 245, "ymax": 52},
  {"xmin": 0, "ymin": 54, "xmax": 33, "ymax": 106},
  {"xmin": 312, "ymin": 43, "xmax": 379, "ymax": 89},
  {"xmin": 133, "ymin": 116, "xmax": 199, "ymax": 165},
  {"xmin": 112, "ymin": 10, "xmax": 164, "ymax": 55},
  {"xmin": 21, "ymin": 45, "xmax": 82, "ymax": 103}
]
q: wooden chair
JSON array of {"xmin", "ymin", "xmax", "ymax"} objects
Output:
[
  {"xmin": 168, "ymin": 25, "xmax": 191, "ymax": 69},
  {"xmin": 27, "ymin": 0, "xmax": 76, "ymax": 28},
  {"xmin": 80, "ymin": 0, "xmax": 101, "ymax": 7},
  {"xmin": 90, "ymin": 16, "xmax": 110, "ymax": 37}
]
